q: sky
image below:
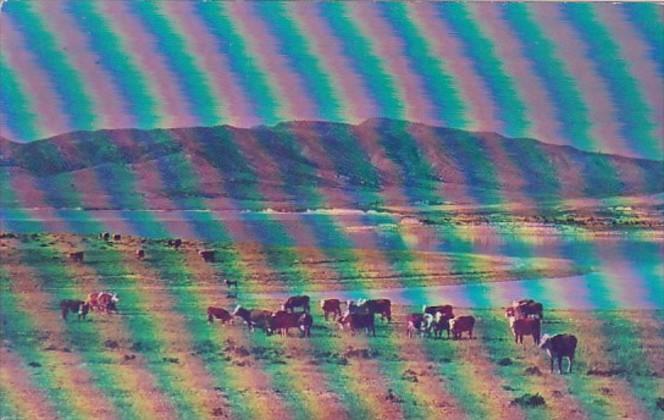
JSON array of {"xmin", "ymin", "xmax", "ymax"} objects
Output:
[{"xmin": 0, "ymin": 1, "xmax": 662, "ymax": 160}]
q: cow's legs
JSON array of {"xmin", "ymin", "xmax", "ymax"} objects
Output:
[
  {"xmin": 568, "ymin": 356, "xmax": 574, "ymax": 373},
  {"xmin": 550, "ymin": 357, "xmax": 554, "ymax": 373},
  {"xmin": 557, "ymin": 356, "xmax": 563, "ymax": 374}
]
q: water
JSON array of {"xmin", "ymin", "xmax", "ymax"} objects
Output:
[{"xmin": 2, "ymin": 209, "xmax": 662, "ymax": 309}]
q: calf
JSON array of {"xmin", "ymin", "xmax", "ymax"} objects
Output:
[
  {"xmin": 60, "ymin": 299, "xmax": 89, "ymax": 320},
  {"xmin": 207, "ymin": 307, "xmax": 233, "ymax": 324},
  {"xmin": 512, "ymin": 318, "xmax": 541, "ymax": 345},
  {"xmin": 68, "ymin": 251, "xmax": 84, "ymax": 262},
  {"xmin": 338, "ymin": 313, "xmax": 375, "ymax": 336},
  {"xmin": 449, "ymin": 315, "xmax": 475, "ymax": 340},
  {"xmin": 136, "ymin": 249, "xmax": 145, "ymax": 260},
  {"xmin": 539, "ymin": 334, "xmax": 577, "ymax": 374},
  {"xmin": 320, "ymin": 299, "xmax": 342, "ymax": 321},
  {"xmin": 198, "ymin": 249, "xmax": 215, "ymax": 262},
  {"xmin": 283, "ymin": 295, "xmax": 310, "ymax": 313}
]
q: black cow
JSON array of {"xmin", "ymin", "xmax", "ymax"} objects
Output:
[
  {"xmin": 539, "ymin": 334, "xmax": 578, "ymax": 374},
  {"xmin": 338, "ymin": 313, "xmax": 375, "ymax": 336},
  {"xmin": 60, "ymin": 299, "xmax": 89, "ymax": 320}
]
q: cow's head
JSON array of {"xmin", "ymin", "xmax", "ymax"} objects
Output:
[
  {"xmin": 421, "ymin": 314, "xmax": 434, "ymax": 331},
  {"xmin": 539, "ymin": 334, "xmax": 552, "ymax": 349},
  {"xmin": 111, "ymin": 293, "xmax": 119, "ymax": 303},
  {"xmin": 448, "ymin": 317, "xmax": 458, "ymax": 331}
]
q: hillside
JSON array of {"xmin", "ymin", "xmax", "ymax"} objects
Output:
[{"xmin": 1, "ymin": 119, "xmax": 662, "ymax": 209}]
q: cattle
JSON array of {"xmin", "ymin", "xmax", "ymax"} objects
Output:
[
  {"xmin": 423, "ymin": 304, "xmax": 454, "ymax": 318},
  {"xmin": 68, "ymin": 251, "xmax": 84, "ymax": 262},
  {"xmin": 512, "ymin": 299, "xmax": 544, "ymax": 319},
  {"xmin": 338, "ymin": 312, "xmax": 376, "ymax": 336},
  {"xmin": 224, "ymin": 279, "xmax": 238, "ymax": 288},
  {"xmin": 283, "ymin": 295, "xmax": 310, "ymax": 313},
  {"xmin": 432, "ymin": 311, "xmax": 454, "ymax": 339},
  {"xmin": 113, "ymin": 234, "xmax": 122, "ymax": 241},
  {"xmin": 99, "ymin": 232, "xmax": 110, "ymax": 241},
  {"xmin": 406, "ymin": 313, "xmax": 433, "ymax": 338},
  {"xmin": 320, "ymin": 299, "xmax": 342, "ymax": 321},
  {"xmin": 207, "ymin": 307, "xmax": 233, "ymax": 324},
  {"xmin": 299, "ymin": 312, "xmax": 313, "ymax": 337},
  {"xmin": 198, "ymin": 249, "xmax": 215, "ymax": 262},
  {"xmin": 168, "ymin": 239, "xmax": 182, "ymax": 249},
  {"xmin": 539, "ymin": 334, "xmax": 578, "ymax": 374},
  {"xmin": 449, "ymin": 315, "xmax": 475, "ymax": 340},
  {"xmin": 511, "ymin": 318, "xmax": 541, "ymax": 345},
  {"xmin": 136, "ymin": 249, "xmax": 145, "ymax": 260},
  {"xmin": 267, "ymin": 311, "xmax": 301, "ymax": 336},
  {"xmin": 232, "ymin": 306, "xmax": 272, "ymax": 332},
  {"xmin": 86, "ymin": 292, "xmax": 119, "ymax": 314},
  {"xmin": 357, "ymin": 299, "xmax": 392, "ymax": 322},
  {"xmin": 60, "ymin": 299, "xmax": 89, "ymax": 321}
]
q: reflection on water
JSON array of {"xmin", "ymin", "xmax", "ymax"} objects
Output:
[{"xmin": 1, "ymin": 209, "xmax": 662, "ymax": 309}]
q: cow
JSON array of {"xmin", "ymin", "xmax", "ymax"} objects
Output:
[
  {"xmin": 99, "ymin": 232, "xmax": 110, "ymax": 241},
  {"xmin": 299, "ymin": 312, "xmax": 313, "ymax": 337},
  {"xmin": 283, "ymin": 295, "xmax": 310, "ymax": 313},
  {"xmin": 512, "ymin": 318, "xmax": 541, "ymax": 345},
  {"xmin": 358, "ymin": 299, "xmax": 392, "ymax": 322},
  {"xmin": 232, "ymin": 306, "xmax": 272, "ymax": 332},
  {"xmin": 198, "ymin": 249, "xmax": 215, "ymax": 262},
  {"xmin": 432, "ymin": 311, "xmax": 454, "ymax": 339},
  {"xmin": 68, "ymin": 251, "xmax": 84, "ymax": 262},
  {"xmin": 338, "ymin": 312, "xmax": 376, "ymax": 336},
  {"xmin": 224, "ymin": 279, "xmax": 238, "ymax": 288},
  {"xmin": 207, "ymin": 307, "xmax": 233, "ymax": 324},
  {"xmin": 321, "ymin": 299, "xmax": 342, "ymax": 321},
  {"xmin": 136, "ymin": 249, "xmax": 145, "ymax": 260},
  {"xmin": 168, "ymin": 239, "xmax": 182, "ymax": 249},
  {"xmin": 423, "ymin": 304, "xmax": 454, "ymax": 318},
  {"xmin": 267, "ymin": 311, "xmax": 301, "ymax": 336},
  {"xmin": 86, "ymin": 292, "xmax": 119, "ymax": 314},
  {"xmin": 539, "ymin": 334, "xmax": 578, "ymax": 374},
  {"xmin": 113, "ymin": 234, "xmax": 122, "ymax": 241},
  {"xmin": 512, "ymin": 299, "xmax": 544, "ymax": 319},
  {"xmin": 406, "ymin": 313, "xmax": 433, "ymax": 338},
  {"xmin": 60, "ymin": 299, "xmax": 89, "ymax": 321},
  {"xmin": 449, "ymin": 315, "xmax": 475, "ymax": 340}
]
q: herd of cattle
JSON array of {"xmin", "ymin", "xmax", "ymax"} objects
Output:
[{"xmin": 58, "ymin": 291, "xmax": 578, "ymax": 373}]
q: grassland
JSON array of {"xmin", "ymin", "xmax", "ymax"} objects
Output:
[{"xmin": 1, "ymin": 233, "xmax": 663, "ymax": 419}]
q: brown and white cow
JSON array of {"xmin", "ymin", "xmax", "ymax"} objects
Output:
[
  {"xmin": 449, "ymin": 315, "xmax": 475, "ymax": 340},
  {"xmin": 283, "ymin": 295, "xmax": 310, "ymax": 313},
  {"xmin": 338, "ymin": 312, "xmax": 376, "ymax": 336},
  {"xmin": 432, "ymin": 311, "xmax": 455, "ymax": 339},
  {"xmin": 512, "ymin": 318, "xmax": 541, "ymax": 345},
  {"xmin": 539, "ymin": 334, "xmax": 577, "ymax": 374},
  {"xmin": 86, "ymin": 292, "xmax": 119, "ymax": 313},
  {"xmin": 207, "ymin": 307, "xmax": 233, "ymax": 324},
  {"xmin": 198, "ymin": 249, "xmax": 215, "ymax": 262},
  {"xmin": 321, "ymin": 299, "xmax": 342, "ymax": 321},
  {"xmin": 406, "ymin": 313, "xmax": 433, "ymax": 338},
  {"xmin": 60, "ymin": 299, "xmax": 89, "ymax": 320},
  {"xmin": 68, "ymin": 251, "xmax": 84, "ymax": 262}
]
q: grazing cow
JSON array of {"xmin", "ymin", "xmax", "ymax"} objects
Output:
[
  {"xmin": 432, "ymin": 311, "xmax": 454, "ymax": 339},
  {"xmin": 168, "ymin": 239, "xmax": 182, "ymax": 249},
  {"xmin": 99, "ymin": 232, "xmax": 110, "ymax": 241},
  {"xmin": 224, "ymin": 279, "xmax": 238, "ymax": 288},
  {"xmin": 136, "ymin": 249, "xmax": 145, "ymax": 260},
  {"xmin": 283, "ymin": 295, "xmax": 310, "ymax": 313},
  {"xmin": 539, "ymin": 334, "xmax": 578, "ymax": 374},
  {"xmin": 198, "ymin": 249, "xmax": 215, "ymax": 262},
  {"xmin": 423, "ymin": 304, "xmax": 454, "ymax": 318},
  {"xmin": 267, "ymin": 311, "xmax": 301, "ymax": 336},
  {"xmin": 299, "ymin": 312, "xmax": 313, "ymax": 337},
  {"xmin": 406, "ymin": 313, "xmax": 433, "ymax": 338},
  {"xmin": 68, "ymin": 251, "xmax": 84, "ymax": 262},
  {"xmin": 449, "ymin": 315, "xmax": 475, "ymax": 340},
  {"xmin": 113, "ymin": 234, "xmax": 121, "ymax": 241},
  {"xmin": 359, "ymin": 299, "xmax": 392, "ymax": 322},
  {"xmin": 86, "ymin": 292, "xmax": 119, "ymax": 314},
  {"xmin": 60, "ymin": 299, "xmax": 89, "ymax": 320},
  {"xmin": 512, "ymin": 299, "xmax": 544, "ymax": 319},
  {"xmin": 321, "ymin": 299, "xmax": 342, "ymax": 321},
  {"xmin": 338, "ymin": 313, "xmax": 376, "ymax": 336},
  {"xmin": 512, "ymin": 318, "xmax": 541, "ymax": 345},
  {"xmin": 207, "ymin": 307, "xmax": 233, "ymax": 324},
  {"xmin": 232, "ymin": 306, "xmax": 272, "ymax": 332}
]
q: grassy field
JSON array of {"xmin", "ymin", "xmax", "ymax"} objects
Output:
[{"xmin": 1, "ymin": 233, "xmax": 663, "ymax": 419}]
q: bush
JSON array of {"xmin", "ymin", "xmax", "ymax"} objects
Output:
[{"xmin": 510, "ymin": 393, "xmax": 546, "ymax": 408}]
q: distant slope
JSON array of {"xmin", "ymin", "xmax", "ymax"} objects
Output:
[{"xmin": 1, "ymin": 119, "xmax": 662, "ymax": 209}]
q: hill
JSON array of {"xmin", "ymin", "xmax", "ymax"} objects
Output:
[{"xmin": 1, "ymin": 119, "xmax": 662, "ymax": 209}]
